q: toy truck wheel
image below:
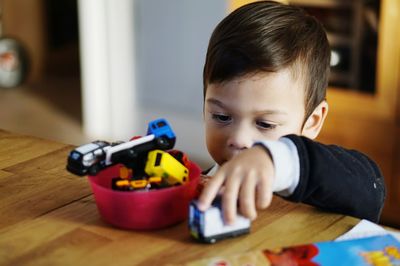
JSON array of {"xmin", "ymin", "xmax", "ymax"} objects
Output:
[
  {"xmin": 127, "ymin": 149, "xmax": 137, "ymax": 158},
  {"xmin": 156, "ymin": 137, "xmax": 170, "ymax": 149},
  {"xmin": 208, "ymin": 238, "xmax": 217, "ymax": 244},
  {"xmin": 88, "ymin": 165, "xmax": 100, "ymax": 176}
]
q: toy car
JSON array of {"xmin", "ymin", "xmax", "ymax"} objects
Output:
[
  {"xmin": 188, "ymin": 198, "xmax": 251, "ymax": 243},
  {"xmin": 168, "ymin": 150, "xmax": 190, "ymax": 169},
  {"xmin": 112, "ymin": 176, "xmax": 163, "ymax": 191},
  {"xmin": 147, "ymin": 118, "xmax": 176, "ymax": 143},
  {"xmin": 67, "ymin": 140, "xmax": 113, "ymax": 176},
  {"xmin": 106, "ymin": 119, "xmax": 176, "ymax": 174},
  {"xmin": 145, "ymin": 150, "xmax": 189, "ymax": 186}
]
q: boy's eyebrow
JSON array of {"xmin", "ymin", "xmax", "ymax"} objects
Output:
[
  {"xmin": 206, "ymin": 98, "xmax": 228, "ymax": 109},
  {"xmin": 206, "ymin": 98, "xmax": 288, "ymax": 115}
]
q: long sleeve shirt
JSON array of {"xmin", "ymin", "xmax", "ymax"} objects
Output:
[{"xmin": 207, "ymin": 134, "xmax": 386, "ymax": 223}]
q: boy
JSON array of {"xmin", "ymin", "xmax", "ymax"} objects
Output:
[{"xmin": 197, "ymin": 0, "xmax": 385, "ymax": 224}]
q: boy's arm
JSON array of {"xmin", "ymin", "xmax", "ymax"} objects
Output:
[{"xmin": 278, "ymin": 134, "xmax": 386, "ymax": 223}]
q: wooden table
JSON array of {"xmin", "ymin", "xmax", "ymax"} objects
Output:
[{"xmin": 0, "ymin": 130, "xmax": 363, "ymax": 266}]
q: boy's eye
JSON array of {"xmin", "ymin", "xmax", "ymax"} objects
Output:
[
  {"xmin": 256, "ymin": 121, "xmax": 276, "ymax": 130},
  {"xmin": 212, "ymin": 114, "xmax": 232, "ymax": 123}
]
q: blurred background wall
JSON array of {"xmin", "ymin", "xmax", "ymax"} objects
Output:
[{"xmin": 133, "ymin": 0, "xmax": 226, "ymax": 164}]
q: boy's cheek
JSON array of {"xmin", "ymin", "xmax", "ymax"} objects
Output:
[{"xmin": 206, "ymin": 136, "xmax": 227, "ymax": 165}]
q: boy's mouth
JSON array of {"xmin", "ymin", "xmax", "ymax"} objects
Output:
[{"xmin": 230, "ymin": 150, "xmax": 243, "ymax": 158}]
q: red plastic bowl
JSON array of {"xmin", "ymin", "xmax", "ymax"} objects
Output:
[{"xmin": 88, "ymin": 162, "xmax": 201, "ymax": 230}]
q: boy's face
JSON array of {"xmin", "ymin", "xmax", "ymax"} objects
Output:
[{"xmin": 204, "ymin": 69, "xmax": 306, "ymax": 165}]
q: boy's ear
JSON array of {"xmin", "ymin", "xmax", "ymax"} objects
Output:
[{"xmin": 301, "ymin": 100, "xmax": 329, "ymax": 139}]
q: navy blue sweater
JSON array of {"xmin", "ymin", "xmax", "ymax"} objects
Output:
[
  {"xmin": 204, "ymin": 135, "xmax": 386, "ymax": 223},
  {"xmin": 284, "ymin": 135, "xmax": 385, "ymax": 223}
]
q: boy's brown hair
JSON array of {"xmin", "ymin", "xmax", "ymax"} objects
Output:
[{"xmin": 203, "ymin": 0, "xmax": 330, "ymax": 121}]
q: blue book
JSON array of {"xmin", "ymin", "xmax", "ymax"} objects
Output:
[{"xmin": 186, "ymin": 234, "xmax": 400, "ymax": 266}]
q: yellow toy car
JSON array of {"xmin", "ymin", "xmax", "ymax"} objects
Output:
[{"xmin": 145, "ymin": 150, "xmax": 189, "ymax": 186}]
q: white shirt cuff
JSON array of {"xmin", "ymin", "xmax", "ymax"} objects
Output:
[
  {"xmin": 254, "ymin": 137, "xmax": 300, "ymax": 197},
  {"xmin": 206, "ymin": 164, "xmax": 219, "ymax": 176}
]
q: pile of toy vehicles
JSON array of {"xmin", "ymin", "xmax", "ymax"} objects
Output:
[{"xmin": 66, "ymin": 118, "xmax": 190, "ymax": 191}]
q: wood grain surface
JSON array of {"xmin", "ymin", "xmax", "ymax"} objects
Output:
[{"xmin": 0, "ymin": 130, "xmax": 362, "ymax": 266}]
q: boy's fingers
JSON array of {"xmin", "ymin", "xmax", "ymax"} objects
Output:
[
  {"xmin": 239, "ymin": 171, "xmax": 257, "ymax": 220},
  {"xmin": 197, "ymin": 171, "xmax": 226, "ymax": 211},
  {"xmin": 256, "ymin": 173, "xmax": 273, "ymax": 209},
  {"xmin": 222, "ymin": 171, "xmax": 241, "ymax": 225}
]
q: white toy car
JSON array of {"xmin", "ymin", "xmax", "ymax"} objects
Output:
[{"xmin": 188, "ymin": 197, "xmax": 251, "ymax": 243}]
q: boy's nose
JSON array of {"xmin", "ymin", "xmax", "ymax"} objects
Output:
[{"xmin": 227, "ymin": 127, "xmax": 253, "ymax": 150}]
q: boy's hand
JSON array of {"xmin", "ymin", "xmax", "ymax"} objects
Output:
[{"xmin": 197, "ymin": 145, "xmax": 275, "ymax": 224}]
